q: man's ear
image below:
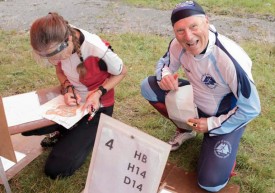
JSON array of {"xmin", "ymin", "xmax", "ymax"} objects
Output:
[
  {"xmin": 204, "ymin": 15, "xmax": 210, "ymax": 29},
  {"xmin": 205, "ymin": 15, "xmax": 209, "ymax": 24}
]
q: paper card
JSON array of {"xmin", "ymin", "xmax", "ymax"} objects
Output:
[
  {"xmin": 2, "ymin": 91, "xmax": 43, "ymax": 127},
  {"xmin": 159, "ymin": 189, "xmax": 174, "ymax": 193},
  {"xmin": 39, "ymin": 95, "xmax": 88, "ymax": 129},
  {"xmin": 84, "ymin": 114, "xmax": 171, "ymax": 193},
  {"xmin": 165, "ymin": 85, "xmax": 198, "ymax": 129},
  {"xmin": 0, "ymin": 151, "xmax": 26, "ymax": 171}
]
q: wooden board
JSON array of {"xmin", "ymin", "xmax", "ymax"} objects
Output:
[
  {"xmin": 0, "ymin": 134, "xmax": 44, "ymax": 184},
  {"xmin": 0, "ymin": 97, "xmax": 16, "ymax": 162},
  {"xmin": 159, "ymin": 163, "xmax": 240, "ymax": 193}
]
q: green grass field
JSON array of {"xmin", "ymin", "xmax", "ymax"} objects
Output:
[
  {"xmin": 122, "ymin": 0, "xmax": 275, "ymax": 18},
  {"xmin": 0, "ymin": 1, "xmax": 274, "ymax": 193}
]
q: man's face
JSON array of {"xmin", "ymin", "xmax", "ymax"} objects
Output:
[{"xmin": 173, "ymin": 16, "xmax": 209, "ymax": 55}]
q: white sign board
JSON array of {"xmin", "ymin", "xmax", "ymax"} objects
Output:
[
  {"xmin": 3, "ymin": 91, "xmax": 42, "ymax": 127},
  {"xmin": 84, "ymin": 114, "xmax": 171, "ymax": 193}
]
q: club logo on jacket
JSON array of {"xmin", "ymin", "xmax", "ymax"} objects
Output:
[
  {"xmin": 201, "ymin": 74, "xmax": 217, "ymax": 89},
  {"xmin": 214, "ymin": 140, "xmax": 232, "ymax": 158}
]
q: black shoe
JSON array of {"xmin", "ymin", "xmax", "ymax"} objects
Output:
[
  {"xmin": 40, "ymin": 131, "xmax": 60, "ymax": 148},
  {"xmin": 22, "ymin": 124, "xmax": 61, "ymax": 136}
]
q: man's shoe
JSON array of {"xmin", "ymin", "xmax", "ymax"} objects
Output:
[
  {"xmin": 40, "ymin": 131, "xmax": 60, "ymax": 148},
  {"xmin": 168, "ymin": 130, "xmax": 196, "ymax": 151}
]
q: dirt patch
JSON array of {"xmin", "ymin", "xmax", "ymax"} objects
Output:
[{"xmin": 0, "ymin": 0, "xmax": 274, "ymax": 43}]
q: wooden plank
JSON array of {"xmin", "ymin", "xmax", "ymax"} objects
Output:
[
  {"xmin": 159, "ymin": 165, "xmax": 240, "ymax": 193},
  {"xmin": 160, "ymin": 162, "xmax": 175, "ymax": 185},
  {"xmin": 0, "ymin": 97, "xmax": 16, "ymax": 162},
  {"xmin": 0, "ymin": 134, "xmax": 44, "ymax": 184}
]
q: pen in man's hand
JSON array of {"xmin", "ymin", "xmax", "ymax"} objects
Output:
[{"xmin": 187, "ymin": 121, "xmax": 198, "ymax": 127}]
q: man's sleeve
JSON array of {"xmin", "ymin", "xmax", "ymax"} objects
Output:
[
  {"xmin": 207, "ymin": 58, "xmax": 261, "ymax": 136},
  {"xmin": 155, "ymin": 38, "xmax": 182, "ymax": 82}
]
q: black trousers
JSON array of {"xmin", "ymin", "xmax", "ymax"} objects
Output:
[{"xmin": 23, "ymin": 106, "xmax": 113, "ymax": 179}]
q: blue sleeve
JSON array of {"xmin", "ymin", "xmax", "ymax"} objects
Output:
[
  {"xmin": 155, "ymin": 39, "xmax": 182, "ymax": 81},
  {"xmin": 155, "ymin": 51, "xmax": 170, "ymax": 81},
  {"xmin": 209, "ymin": 39, "xmax": 261, "ymax": 135},
  {"xmin": 209, "ymin": 78, "xmax": 261, "ymax": 135}
]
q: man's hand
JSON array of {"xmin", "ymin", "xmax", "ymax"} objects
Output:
[
  {"xmin": 187, "ymin": 118, "xmax": 208, "ymax": 133},
  {"xmin": 159, "ymin": 74, "xmax": 178, "ymax": 91}
]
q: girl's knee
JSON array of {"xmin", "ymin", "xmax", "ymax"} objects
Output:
[
  {"xmin": 44, "ymin": 156, "xmax": 76, "ymax": 179},
  {"xmin": 45, "ymin": 163, "xmax": 75, "ymax": 179},
  {"xmin": 44, "ymin": 163, "xmax": 60, "ymax": 179}
]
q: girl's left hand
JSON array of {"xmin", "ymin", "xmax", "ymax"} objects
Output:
[
  {"xmin": 81, "ymin": 90, "xmax": 101, "ymax": 114},
  {"xmin": 187, "ymin": 118, "xmax": 208, "ymax": 133}
]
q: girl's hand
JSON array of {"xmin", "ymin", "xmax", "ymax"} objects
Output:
[
  {"xmin": 64, "ymin": 92, "xmax": 81, "ymax": 106},
  {"xmin": 82, "ymin": 90, "xmax": 102, "ymax": 113}
]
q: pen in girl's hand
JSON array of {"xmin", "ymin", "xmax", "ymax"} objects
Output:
[
  {"xmin": 70, "ymin": 96, "xmax": 79, "ymax": 105},
  {"xmin": 71, "ymin": 86, "xmax": 79, "ymax": 106}
]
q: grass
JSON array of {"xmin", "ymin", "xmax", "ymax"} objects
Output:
[
  {"xmin": 0, "ymin": 1, "xmax": 274, "ymax": 192},
  {"xmin": 121, "ymin": 0, "xmax": 275, "ymax": 18},
  {"xmin": 0, "ymin": 29, "xmax": 274, "ymax": 193},
  {"xmin": 0, "ymin": 30, "xmax": 58, "ymax": 96}
]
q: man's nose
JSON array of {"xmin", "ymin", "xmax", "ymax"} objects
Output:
[{"xmin": 184, "ymin": 29, "xmax": 193, "ymax": 41}]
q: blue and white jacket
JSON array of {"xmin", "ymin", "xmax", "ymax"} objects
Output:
[{"xmin": 156, "ymin": 25, "xmax": 261, "ymax": 136}]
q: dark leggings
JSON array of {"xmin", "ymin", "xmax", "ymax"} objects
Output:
[
  {"xmin": 197, "ymin": 126, "xmax": 245, "ymax": 192},
  {"xmin": 24, "ymin": 106, "xmax": 113, "ymax": 179}
]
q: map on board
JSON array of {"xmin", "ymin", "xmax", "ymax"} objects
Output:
[{"xmin": 39, "ymin": 95, "xmax": 88, "ymax": 129}]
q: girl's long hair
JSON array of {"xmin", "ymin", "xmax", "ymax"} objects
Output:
[{"xmin": 30, "ymin": 12, "xmax": 86, "ymax": 77}]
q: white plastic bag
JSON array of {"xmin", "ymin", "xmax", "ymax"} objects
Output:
[{"xmin": 165, "ymin": 85, "xmax": 198, "ymax": 130}]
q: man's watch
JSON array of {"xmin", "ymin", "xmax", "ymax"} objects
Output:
[{"xmin": 98, "ymin": 86, "xmax": 107, "ymax": 96}]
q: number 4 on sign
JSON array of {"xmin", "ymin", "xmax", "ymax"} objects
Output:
[{"xmin": 105, "ymin": 139, "xmax": 114, "ymax": 150}]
